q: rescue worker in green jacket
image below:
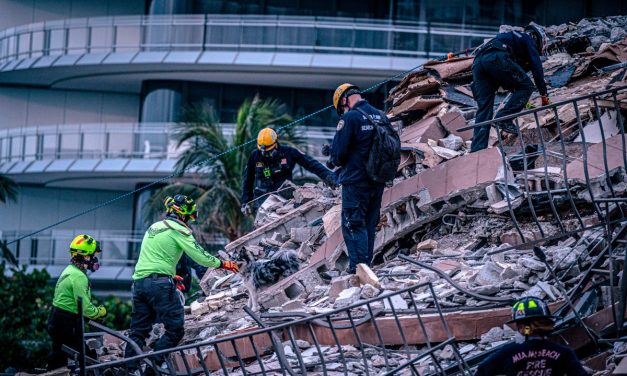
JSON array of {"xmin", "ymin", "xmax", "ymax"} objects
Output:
[
  {"xmin": 47, "ymin": 234, "xmax": 107, "ymax": 370},
  {"xmin": 125, "ymin": 194, "xmax": 239, "ymax": 362}
]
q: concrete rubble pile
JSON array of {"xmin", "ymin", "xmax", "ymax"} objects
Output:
[{"xmin": 93, "ymin": 16, "xmax": 627, "ymax": 375}]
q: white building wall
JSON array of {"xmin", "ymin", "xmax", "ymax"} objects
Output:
[
  {"xmin": 0, "ymin": 0, "xmax": 145, "ymax": 30},
  {"xmin": 0, "ymin": 186, "xmax": 133, "ymax": 232},
  {"xmin": 0, "ymin": 87, "xmax": 140, "ymax": 128}
]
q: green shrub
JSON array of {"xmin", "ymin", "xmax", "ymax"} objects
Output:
[{"xmin": 0, "ymin": 264, "xmax": 53, "ymax": 372}]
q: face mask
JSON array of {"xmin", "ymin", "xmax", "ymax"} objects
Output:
[{"xmin": 87, "ymin": 256, "xmax": 100, "ymax": 272}]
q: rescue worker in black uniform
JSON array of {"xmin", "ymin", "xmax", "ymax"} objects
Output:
[
  {"xmin": 476, "ymin": 296, "xmax": 588, "ymax": 376},
  {"xmin": 241, "ymin": 127, "xmax": 337, "ymax": 215},
  {"xmin": 470, "ymin": 23, "xmax": 551, "ymax": 152},
  {"xmin": 329, "ymin": 84, "xmax": 385, "ymax": 274}
]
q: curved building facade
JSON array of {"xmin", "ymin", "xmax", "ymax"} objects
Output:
[{"xmin": 0, "ymin": 0, "xmax": 623, "ymax": 291}]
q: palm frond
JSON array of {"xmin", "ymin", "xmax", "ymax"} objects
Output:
[
  {"xmin": 0, "ymin": 174, "xmax": 18, "ymax": 204},
  {"xmin": 151, "ymin": 95, "xmax": 294, "ymax": 241},
  {"xmin": 142, "ymin": 184, "xmax": 205, "ymax": 225}
]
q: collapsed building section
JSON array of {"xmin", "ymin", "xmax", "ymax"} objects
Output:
[{"xmin": 84, "ymin": 16, "xmax": 627, "ymax": 376}]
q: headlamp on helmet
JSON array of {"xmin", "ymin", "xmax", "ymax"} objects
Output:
[
  {"xmin": 69, "ymin": 234, "xmax": 101, "ymax": 256},
  {"xmin": 69, "ymin": 234, "xmax": 101, "ymax": 272},
  {"xmin": 164, "ymin": 194, "xmax": 198, "ymax": 223}
]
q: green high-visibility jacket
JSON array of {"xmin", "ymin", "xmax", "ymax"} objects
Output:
[
  {"xmin": 52, "ymin": 264, "xmax": 100, "ymax": 319},
  {"xmin": 133, "ymin": 219, "xmax": 222, "ymax": 280}
]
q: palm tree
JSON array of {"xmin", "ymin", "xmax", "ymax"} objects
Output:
[
  {"xmin": 145, "ymin": 95, "xmax": 302, "ymax": 241},
  {"xmin": 0, "ymin": 174, "xmax": 17, "ymax": 204}
]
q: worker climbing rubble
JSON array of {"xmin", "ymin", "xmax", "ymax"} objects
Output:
[
  {"xmin": 470, "ymin": 22, "xmax": 551, "ymax": 152},
  {"xmin": 241, "ymin": 127, "xmax": 337, "ymax": 216},
  {"xmin": 124, "ymin": 194, "xmax": 239, "ymax": 367}
]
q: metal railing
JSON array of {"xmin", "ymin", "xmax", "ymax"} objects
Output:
[
  {"xmin": 0, "ymin": 14, "xmax": 495, "ymax": 66},
  {"xmin": 84, "ymin": 281, "xmax": 471, "ymax": 375},
  {"xmin": 456, "ymin": 84, "xmax": 627, "ymax": 335},
  {"xmin": 458, "ymin": 85, "xmax": 626, "ymax": 254},
  {"xmin": 0, "ymin": 122, "xmax": 337, "ymax": 163}
]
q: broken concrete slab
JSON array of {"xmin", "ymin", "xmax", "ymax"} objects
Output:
[
  {"xmin": 440, "ymin": 110, "xmax": 472, "ymax": 141},
  {"xmin": 574, "ymin": 110, "xmax": 620, "ymax": 143},
  {"xmin": 387, "ymin": 96, "xmax": 444, "ymax": 117},
  {"xmin": 356, "ymin": 263, "xmax": 381, "ymax": 288},
  {"xmin": 401, "ymin": 116, "xmax": 447, "ymax": 144},
  {"xmin": 334, "ymin": 287, "xmax": 362, "ymax": 308},
  {"xmin": 416, "ymin": 239, "xmax": 438, "ymax": 251},
  {"xmin": 424, "ymin": 56, "xmax": 474, "ymax": 79},
  {"xmin": 322, "ymin": 204, "xmax": 342, "ymax": 237},
  {"xmin": 439, "ymin": 134, "xmax": 464, "ymax": 151}
]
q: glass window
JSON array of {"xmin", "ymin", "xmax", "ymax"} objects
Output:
[
  {"xmin": 7, "ymin": 35, "xmax": 17, "ymax": 59},
  {"xmin": 316, "ymin": 28, "xmax": 353, "ymax": 49},
  {"xmin": 42, "ymin": 133, "xmax": 58, "ymax": 159},
  {"xmin": 49, "ymin": 29, "xmax": 66, "ymax": 55},
  {"xmin": 31, "ymin": 31, "xmax": 44, "ymax": 57},
  {"xmin": 143, "ymin": 24, "xmax": 171, "ymax": 50},
  {"xmin": 90, "ymin": 27, "xmax": 112, "ymax": 53},
  {"xmin": 171, "ymin": 24, "xmax": 204, "ymax": 49},
  {"xmin": 115, "ymin": 26, "xmax": 141, "ymax": 52},
  {"xmin": 59, "ymin": 133, "xmax": 80, "ymax": 159},
  {"xmin": 206, "ymin": 24, "xmax": 241, "ymax": 45},
  {"xmin": 18, "ymin": 33, "xmax": 31, "ymax": 59},
  {"xmin": 354, "ymin": 29, "xmax": 388, "ymax": 51},
  {"xmin": 276, "ymin": 26, "xmax": 315, "ymax": 50},
  {"xmin": 67, "ymin": 27, "xmax": 88, "ymax": 54},
  {"xmin": 241, "ymin": 25, "xmax": 277, "ymax": 46},
  {"xmin": 23, "ymin": 135, "xmax": 37, "ymax": 161}
]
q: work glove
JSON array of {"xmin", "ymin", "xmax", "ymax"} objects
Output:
[
  {"xmin": 173, "ymin": 275, "xmax": 185, "ymax": 292},
  {"xmin": 541, "ymin": 95, "xmax": 550, "ymax": 106},
  {"xmin": 323, "ymin": 175, "xmax": 338, "ymax": 189},
  {"xmin": 321, "ymin": 144, "xmax": 331, "ymax": 157},
  {"xmin": 241, "ymin": 203, "xmax": 253, "ymax": 216},
  {"xmin": 97, "ymin": 305, "xmax": 107, "ymax": 318},
  {"xmin": 219, "ymin": 260, "xmax": 240, "ymax": 273}
]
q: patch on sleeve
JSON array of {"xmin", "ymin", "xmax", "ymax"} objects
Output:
[{"xmin": 336, "ymin": 119, "xmax": 345, "ymax": 131}]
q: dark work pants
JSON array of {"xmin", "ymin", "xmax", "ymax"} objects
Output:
[
  {"xmin": 125, "ymin": 276, "xmax": 184, "ymax": 362},
  {"xmin": 47, "ymin": 308, "xmax": 97, "ymax": 370},
  {"xmin": 341, "ymin": 182, "xmax": 385, "ymax": 272},
  {"xmin": 47, "ymin": 308, "xmax": 81, "ymax": 370},
  {"xmin": 470, "ymin": 49, "xmax": 535, "ymax": 152}
]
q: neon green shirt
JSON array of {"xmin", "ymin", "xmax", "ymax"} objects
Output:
[
  {"xmin": 132, "ymin": 219, "xmax": 222, "ymax": 280},
  {"xmin": 52, "ymin": 264, "xmax": 100, "ymax": 319}
]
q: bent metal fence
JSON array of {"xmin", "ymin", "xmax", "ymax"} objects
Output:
[
  {"xmin": 458, "ymin": 84, "xmax": 627, "ymax": 330},
  {"xmin": 83, "ymin": 282, "xmax": 471, "ymax": 376}
]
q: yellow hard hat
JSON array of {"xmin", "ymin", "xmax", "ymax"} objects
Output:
[
  {"xmin": 69, "ymin": 234, "xmax": 101, "ymax": 256},
  {"xmin": 333, "ymin": 83, "xmax": 360, "ymax": 115},
  {"xmin": 257, "ymin": 128, "xmax": 278, "ymax": 152}
]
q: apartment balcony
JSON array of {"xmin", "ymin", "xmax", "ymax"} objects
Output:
[
  {"xmin": 0, "ymin": 14, "xmax": 494, "ymax": 92},
  {"xmin": 2, "ymin": 228, "xmax": 227, "ymax": 291},
  {"xmin": 0, "ymin": 122, "xmax": 336, "ymax": 189}
]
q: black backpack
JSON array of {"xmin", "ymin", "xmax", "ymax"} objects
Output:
[{"xmin": 355, "ymin": 108, "xmax": 401, "ymax": 184}]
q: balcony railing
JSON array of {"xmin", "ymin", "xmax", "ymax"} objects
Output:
[
  {"xmin": 0, "ymin": 122, "xmax": 336, "ymax": 164},
  {"xmin": 0, "ymin": 14, "xmax": 495, "ymax": 66},
  {"xmin": 1, "ymin": 229, "xmax": 227, "ymax": 268}
]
